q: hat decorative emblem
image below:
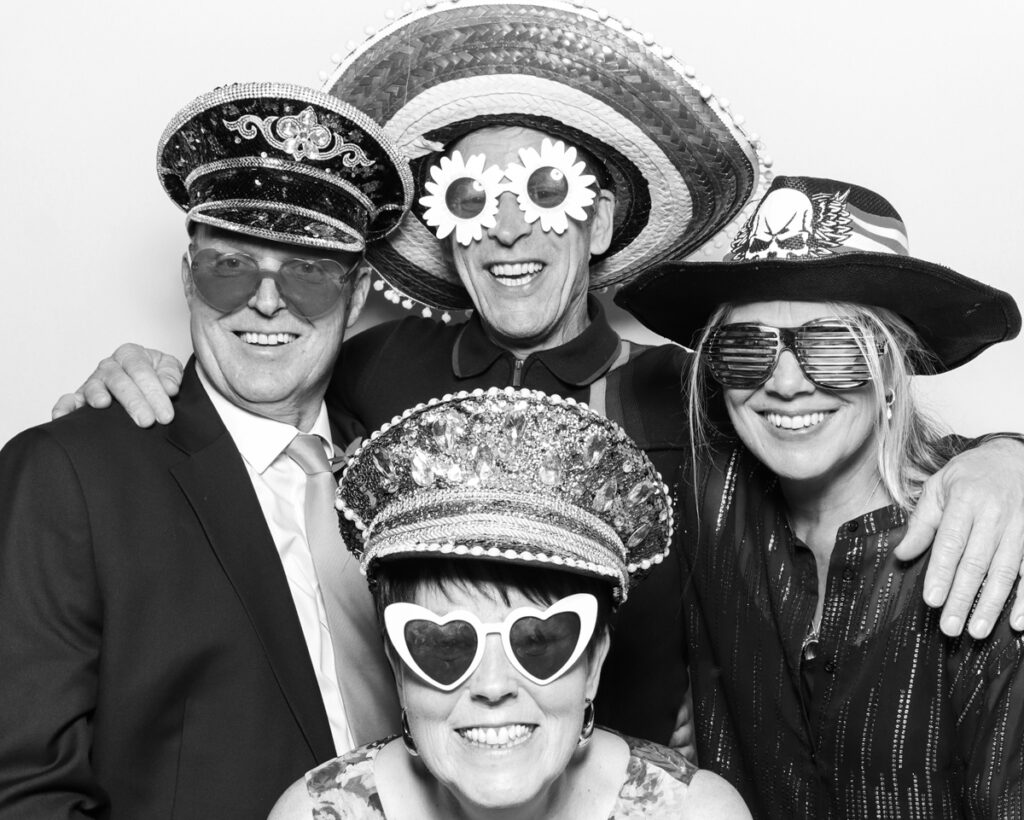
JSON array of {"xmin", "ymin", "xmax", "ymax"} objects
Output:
[
  {"xmin": 223, "ymin": 106, "xmax": 376, "ymax": 166},
  {"xmin": 731, "ymin": 187, "xmax": 851, "ymax": 261}
]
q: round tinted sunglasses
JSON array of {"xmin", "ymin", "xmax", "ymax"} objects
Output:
[
  {"xmin": 706, "ymin": 319, "xmax": 886, "ymax": 390},
  {"xmin": 186, "ymin": 247, "xmax": 361, "ymax": 320},
  {"xmin": 384, "ymin": 593, "xmax": 598, "ymax": 691}
]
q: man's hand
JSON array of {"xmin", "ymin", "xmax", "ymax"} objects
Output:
[
  {"xmin": 668, "ymin": 683, "xmax": 697, "ymax": 764},
  {"xmin": 895, "ymin": 438, "xmax": 1024, "ymax": 638},
  {"xmin": 50, "ymin": 344, "xmax": 184, "ymax": 427}
]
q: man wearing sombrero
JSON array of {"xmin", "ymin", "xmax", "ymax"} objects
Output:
[{"xmin": 51, "ymin": 0, "xmax": 1024, "ymax": 749}]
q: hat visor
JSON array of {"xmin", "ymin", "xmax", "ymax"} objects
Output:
[
  {"xmin": 615, "ymin": 253, "xmax": 1022, "ymax": 373},
  {"xmin": 361, "ymin": 508, "xmax": 631, "ymax": 600}
]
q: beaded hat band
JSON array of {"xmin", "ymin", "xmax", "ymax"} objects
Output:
[
  {"xmin": 336, "ymin": 388, "xmax": 673, "ymax": 602},
  {"xmin": 157, "ymin": 82, "xmax": 414, "ymax": 252},
  {"xmin": 323, "ymin": 0, "xmax": 770, "ymax": 311}
]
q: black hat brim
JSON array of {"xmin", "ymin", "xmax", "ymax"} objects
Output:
[{"xmin": 615, "ymin": 252, "xmax": 1021, "ymax": 373}]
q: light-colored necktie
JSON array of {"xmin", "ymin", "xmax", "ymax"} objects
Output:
[{"xmin": 286, "ymin": 433, "xmax": 400, "ymax": 745}]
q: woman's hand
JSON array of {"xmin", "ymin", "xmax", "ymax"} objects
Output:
[
  {"xmin": 51, "ymin": 344, "xmax": 184, "ymax": 427},
  {"xmin": 895, "ymin": 438, "xmax": 1024, "ymax": 638}
]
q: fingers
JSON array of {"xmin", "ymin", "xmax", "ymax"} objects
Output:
[
  {"xmin": 155, "ymin": 354, "xmax": 184, "ymax": 399},
  {"xmin": 116, "ymin": 345, "xmax": 179, "ymax": 426},
  {"xmin": 894, "ymin": 483, "xmax": 941, "ymax": 563},
  {"xmin": 80, "ymin": 368, "xmax": 116, "ymax": 409},
  {"xmin": 901, "ymin": 484, "xmax": 967, "ymax": 611},
  {"xmin": 82, "ymin": 355, "xmax": 153, "ymax": 427},
  {"xmin": 967, "ymin": 513, "xmax": 1024, "ymax": 637},
  {"xmin": 908, "ymin": 439, "xmax": 1024, "ymax": 636},
  {"xmin": 51, "ymin": 391, "xmax": 87, "ymax": 420},
  {"xmin": 1010, "ymin": 558, "xmax": 1024, "ymax": 632},
  {"xmin": 937, "ymin": 499, "xmax": 999, "ymax": 637}
]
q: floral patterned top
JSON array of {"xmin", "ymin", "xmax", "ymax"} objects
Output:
[{"xmin": 303, "ymin": 732, "xmax": 697, "ymax": 818}]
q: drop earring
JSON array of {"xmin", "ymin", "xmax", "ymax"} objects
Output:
[
  {"xmin": 578, "ymin": 698, "xmax": 596, "ymax": 748},
  {"xmin": 401, "ymin": 708, "xmax": 419, "ymax": 757}
]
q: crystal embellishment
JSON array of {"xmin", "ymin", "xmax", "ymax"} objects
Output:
[
  {"xmin": 472, "ymin": 444, "xmax": 495, "ymax": 486},
  {"xmin": 584, "ymin": 431, "xmax": 607, "ymax": 467},
  {"xmin": 222, "ymin": 107, "xmax": 376, "ymax": 165},
  {"xmin": 411, "ymin": 448, "xmax": 435, "ymax": 487},
  {"xmin": 372, "ymin": 449, "xmax": 401, "ymax": 493},
  {"xmin": 539, "ymin": 452, "xmax": 563, "ymax": 486},
  {"xmin": 627, "ymin": 522, "xmax": 653, "ymax": 549},
  {"xmin": 626, "ymin": 481, "xmax": 657, "ymax": 508},
  {"xmin": 592, "ymin": 478, "xmax": 618, "ymax": 513}
]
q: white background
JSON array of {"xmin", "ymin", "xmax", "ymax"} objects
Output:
[{"xmin": 2, "ymin": 0, "xmax": 1020, "ymax": 444}]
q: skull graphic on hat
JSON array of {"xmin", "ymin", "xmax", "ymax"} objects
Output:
[{"xmin": 732, "ymin": 184, "xmax": 852, "ymax": 260}]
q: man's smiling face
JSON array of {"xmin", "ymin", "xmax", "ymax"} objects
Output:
[
  {"xmin": 184, "ymin": 224, "xmax": 367, "ymax": 427},
  {"xmin": 446, "ymin": 127, "xmax": 614, "ymax": 356}
]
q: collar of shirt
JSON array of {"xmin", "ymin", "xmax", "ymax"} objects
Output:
[
  {"xmin": 196, "ymin": 364, "xmax": 335, "ymax": 472},
  {"xmin": 451, "ymin": 296, "xmax": 621, "ymax": 387}
]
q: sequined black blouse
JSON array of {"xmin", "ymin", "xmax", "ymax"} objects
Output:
[{"xmin": 677, "ymin": 445, "xmax": 1024, "ymax": 818}]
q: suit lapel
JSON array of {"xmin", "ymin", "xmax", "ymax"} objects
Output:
[{"xmin": 166, "ymin": 361, "xmax": 336, "ymax": 762}]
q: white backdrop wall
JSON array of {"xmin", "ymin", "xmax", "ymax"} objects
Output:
[{"xmin": 2, "ymin": 0, "xmax": 1021, "ymax": 444}]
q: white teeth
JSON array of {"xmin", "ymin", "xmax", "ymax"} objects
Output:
[
  {"xmin": 238, "ymin": 332, "xmax": 297, "ymax": 346},
  {"xmin": 459, "ymin": 724, "xmax": 534, "ymax": 747},
  {"xmin": 488, "ymin": 262, "xmax": 544, "ymax": 287},
  {"xmin": 765, "ymin": 412, "xmax": 828, "ymax": 430}
]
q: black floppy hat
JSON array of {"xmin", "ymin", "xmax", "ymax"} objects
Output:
[{"xmin": 615, "ymin": 176, "xmax": 1020, "ymax": 373}]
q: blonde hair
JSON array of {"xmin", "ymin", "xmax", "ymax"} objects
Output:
[{"xmin": 686, "ymin": 302, "xmax": 949, "ymax": 512}]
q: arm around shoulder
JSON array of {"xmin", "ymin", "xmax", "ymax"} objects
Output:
[{"xmin": 683, "ymin": 769, "xmax": 751, "ymax": 819}]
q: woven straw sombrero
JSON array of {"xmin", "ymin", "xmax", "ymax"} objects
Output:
[{"xmin": 323, "ymin": 0, "xmax": 768, "ymax": 311}]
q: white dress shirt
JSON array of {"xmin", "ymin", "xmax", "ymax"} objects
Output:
[{"xmin": 197, "ymin": 366, "xmax": 354, "ymax": 754}]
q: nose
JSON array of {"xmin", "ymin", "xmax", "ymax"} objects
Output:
[
  {"xmin": 486, "ymin": 192, "xmax": 531, "ymax": 246},
  {"xmin": 248, "ymin": 276, "xmax": 288, "ymax": 317},
  {"xmin": 467, "ymin": 635, "xmax": 519, "ymax": 704},
  {"xmin": 764, "ymin": 349, "xmax": 815, "ymax": 398}
]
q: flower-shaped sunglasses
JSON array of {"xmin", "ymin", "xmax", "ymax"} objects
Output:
[
  {"xmin": 385, "ymin": 593, "xmax": 598, "ymax": 691},
  {"xmin": 419, "ymin": 139, "xmax": 598, "ymax": 246}
]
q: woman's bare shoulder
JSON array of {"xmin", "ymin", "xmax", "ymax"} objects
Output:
[
  {"xmin": 683, "ymin": 769, "xmax": 751, "ymax": 819},
  {"xmin": 266, "ymin": 739, "xmax": 391, "ymax": 819},
  {"xmin": 267, "ymin": 776, "xmax": 312, "ymax": 819}
]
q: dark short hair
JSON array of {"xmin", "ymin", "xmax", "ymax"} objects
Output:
[{"xmin": 372, "ymin": 557, "xmax": 614, "ymax": 655}]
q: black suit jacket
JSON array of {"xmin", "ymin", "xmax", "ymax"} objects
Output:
[{"xmin": 0, "ymin": 361, "xmax": 336, "ymax": 818}]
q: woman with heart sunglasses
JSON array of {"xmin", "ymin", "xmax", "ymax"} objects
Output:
[
  {"xmin": 270, "ymin": 388, "xmax": 748, "ymax": 819},
  {"xmin": 615, "ymin": 176, "xmax": 1024, "ymax": 817}
]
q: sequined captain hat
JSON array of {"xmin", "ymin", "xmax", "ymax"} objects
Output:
[
  {"xmin": 322, "ymin": 0, "xmax": 771, "ymax": 312},
  {"xmin": 157, "ymin": 83, "xmax": 414, "ymax": 252},
  {"xmin": 336, "ymin": 387, "xmax": 672, "ymax": 602},
  {"xmin": 615, "ymin": 176, "xmax": 1021, "ymax": 373}
]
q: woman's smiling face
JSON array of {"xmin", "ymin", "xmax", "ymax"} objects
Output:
[
  {"xmin": 395, "ymin": 580, "xmax": 607, "ymax": 814},
  {"xmin": 719, "ymin": 301, "xmax": 883, "ymax": 490}
]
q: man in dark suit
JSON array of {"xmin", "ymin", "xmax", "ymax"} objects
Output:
[{"xmin": 0, "ymin": 83, "xmax": 412, "ymax": 818}]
